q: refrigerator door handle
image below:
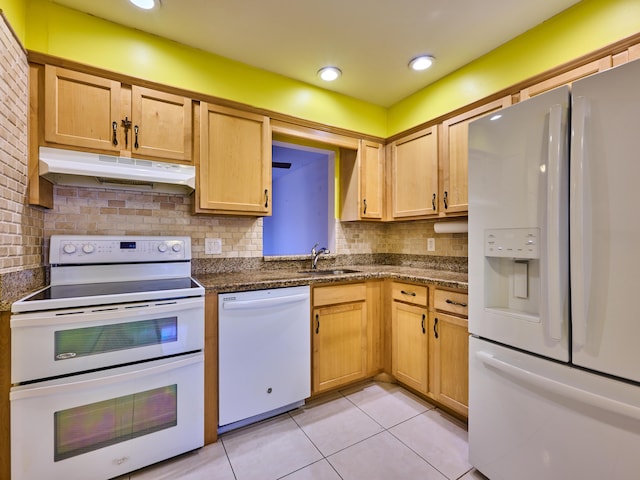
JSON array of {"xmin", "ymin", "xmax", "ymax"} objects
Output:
[
  {"xmin": 546, "ymin": 103, "xmax": 565, "ymax": 341},
  {"xmin": 476, "ymin": 350, "xmax": 640, "ymax": 421},
  {"xmin": 571, "ymin": 96, "xmax": 591, "ymax": 349}
]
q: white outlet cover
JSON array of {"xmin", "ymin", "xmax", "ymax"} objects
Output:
[
  {"xmin": 427, "ymin": 238, "xmax": 435, "ymax": 251},
  {"xmin": 205, "ymin": 238, "xmax": 222, "ymax": 254}
]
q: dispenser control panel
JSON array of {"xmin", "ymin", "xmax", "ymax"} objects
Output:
[{"xmin": 484, "ymin": 228, "xmax": 539, "ymax": 259}]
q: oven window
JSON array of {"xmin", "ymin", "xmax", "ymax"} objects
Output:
[
  {"xmin": 55, "ymin": 317, "xmax": 178, "ymax": 360},
  {"xmin": 54, "ymin": 385, "xmax": 178, "ymax": 461}
]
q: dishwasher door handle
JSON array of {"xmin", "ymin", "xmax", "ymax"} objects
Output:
[{"xmin": 221, "ymin": 293, "xmax": 309, "ymax": 310}]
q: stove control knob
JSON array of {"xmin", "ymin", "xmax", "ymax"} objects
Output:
[
  {"xmin": 62, "ymin": 243, "xmax": 76, "ymax": 254},
  {"xmin": 82, "ymin": 244, "xmax": 95, "ymax": 254},
  {"xmin": 171, "ymin": 243, "xmax": 183, "ymax": 253},
  {"xmin": 157, "ymin": 243, "xmax": 168, "ymax": 253}
]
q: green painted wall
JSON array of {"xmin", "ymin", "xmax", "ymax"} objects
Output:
[
  {"xmin": 388, "ymin": 0, "xmax": 640, "ymax": 135},
  {"xmin": 0, "ymin": 0, "xmax": 26, "ymax": 41},
  {"xmin": 24, "ymin": 0, "xmax": 388, "ymax": 138},
  {"xmin": 12, "ymin": 0, "xmax": 640, "ymax": 138}
]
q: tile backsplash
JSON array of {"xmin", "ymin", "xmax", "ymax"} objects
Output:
[{"xmin": 44, "ymin": 186, "xmax": 467, "ymax": 262}]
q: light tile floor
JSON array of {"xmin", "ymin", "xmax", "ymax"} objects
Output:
[{"xmin": 123, "ymin": 381, "xmax": 488, "ymax": 480}]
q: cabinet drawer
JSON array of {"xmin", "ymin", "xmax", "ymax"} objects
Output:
[
  {"xmin": 391, "ymin": 282, "xmax": 428, "ymax": 306},
  {"xmin": 313, "ymin": 283, "xmax": 366, "ymax": 307},
  {"xmin": 434, "ymin": 289, "xmax": 468, "ymax": 317}
]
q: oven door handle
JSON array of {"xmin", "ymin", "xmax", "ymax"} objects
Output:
[
  {"xmin": 10, "ymin": 297, "xmax": 204, "ymax": 328},
  {"xmin": 10, "ymin": 352, "xmax": 203, "ymax": 401}
]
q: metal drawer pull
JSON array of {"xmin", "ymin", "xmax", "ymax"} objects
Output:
[
  {"xmin": 444, "ymin": 191, "xmax": 448, "ymax": 209},
  {"xmin": 421, "ymin": 314, "xmax": 426, "ymax": 334},
  {"xmin": 315, "ymin": 313, "xmax": 320, "ymax": 334},
  {"xmin": 445, "ymin": 299, "xmax": 467, "ymax": 307},
  {"xmin": 434, "ymin": 317, "xmax": 439, "ymax": 339},
  {"xmin": 400, "ymin": 290, "xmax": 416, "ymax": 296},
  {"xmin": 432, "ymin": 193, "xmax": 436, "ymax": 210},
  {"xmin": 265, "ymin": 189, "xmax": 269, "ymax": 208},
  {"xmin": 134, "ymin": 125, "xmax": 139, "ymax": 149},
  {"xmin": 363, "ymin": 198, "xmax": 367, "ymax": 215}
]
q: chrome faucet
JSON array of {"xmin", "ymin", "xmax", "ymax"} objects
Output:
[{"xmin": 311, "ymin": 242, "xmax": 330, "ymax": 270}]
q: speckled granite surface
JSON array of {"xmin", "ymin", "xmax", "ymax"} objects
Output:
[
  {"xmin": 1, "ymin": 254, "xmax": 467, "ymax": 311},
  {"xmin": 0, "ymin": 267, "xmax": 47, "ymax": 312},
  {"xmin": 193, "ymin": 254, "xmax": 468, "ymax": 294}
]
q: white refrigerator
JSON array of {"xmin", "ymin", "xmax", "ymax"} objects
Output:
[{"xmin": 468, "ymin": 58, "xmax": 640, "ymax": 480}]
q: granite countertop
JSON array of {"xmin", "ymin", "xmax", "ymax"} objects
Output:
[{"xmin": 194, "ymin": 264, "xmax": 468, "ymax": 294}]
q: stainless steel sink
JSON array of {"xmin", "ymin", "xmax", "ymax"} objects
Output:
[{"xmin": 298, "ymin": 268, "xmax": 360, "ymax": 275}]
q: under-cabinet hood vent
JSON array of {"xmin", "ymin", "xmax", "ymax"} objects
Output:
[{"xmin": 39, "ymin": 147, "xmax": 196, "ymax": 194}]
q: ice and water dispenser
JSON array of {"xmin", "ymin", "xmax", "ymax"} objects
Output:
[{"xmin": 483, "ymin": 227, "xmax": 540, "ymax": 321}]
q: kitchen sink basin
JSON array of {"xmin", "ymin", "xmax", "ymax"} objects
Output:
[{"xmin": 298, "ymin": 268, "xmax": 360, "ymax": 275}]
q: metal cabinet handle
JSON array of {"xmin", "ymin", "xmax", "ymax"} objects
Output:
[
  {"xmin": 434, "ymin": 317, "xmax": 439, "ymax": 339},
  {"xmin": 363, "ymin": 198, "xmax": 367, "ymax": 215},
  {"xmin": 112, "ymin": 121, "xmax": 118, "ymax": 146},
  {"xmin": 121, "ymin": 117, "xmax": 132, "ymax": 147},
  {"xmin": 446, "ymin": 298, "xmax": 468, "ymax": 307},
  {"xmin": 400, "ymin": 290, "xmax": 416, "ymax": 296},
  {"xmin": 421, "ymin": 314, "xmax": 426, "ymax": 334},
  {"xmin": 315, "ymin": 313, "xmax": 320, "ymax": 334},
  {"xmin": 134, "ymin": 125, "xmax": 139, "ymax": 149},
  {"xmin": 444, "ymin": 191, "xmax": 448, "ymax": 209},
  {"xmin": 264, "ymin": 189, "xmax": 269, "ymax": 208},
  {"xmin": 432, "ymin": 193, "xmax": 436, "ymax": 210}
]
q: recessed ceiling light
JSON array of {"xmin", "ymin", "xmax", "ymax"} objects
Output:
[
  {"xmin": 130, "ymin": 0, "xmax": 156, "ymax": 9},
  {"xmin": 409, "ymin": 55, "xmax": 435, "ymax": 71},
  {"xmin": 318, "ymin": 66, "xmax": 342, "ymax": 82}
]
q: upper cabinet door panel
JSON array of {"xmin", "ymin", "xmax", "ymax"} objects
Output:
[
  {"xmin": 391, "ymin": 126, "xmax": 439, "ymax": 219},
  {"xmin": 359, "ymin": 140, "xmax": 384, "ymax": 219},
  {"xmin": 439, "ymin": 96, "xmax": 512, "ymax": 215},
  {"xmin": 131, "ymin": 86, "xmax": 192, "ymax": 163},
  {"xmin": 199, "ymin": 103, "xmax": 271, "ymax": 215},
  {"xmin": 44, "ymin": 65, "xmax": 121, "ymax": 152}
]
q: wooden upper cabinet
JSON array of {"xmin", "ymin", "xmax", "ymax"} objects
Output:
[
  {"xmin": 130, "ymin": 86, "xmax": 192, "ymax": 162},
  {"xmin": 439, "ymin": 95, "xmax": 512, "ymax": 216},
  {"xmin": 390, "ymin": 125, "xmax": 439, "ymax": 219},
  {"xmin": 44, "ymin": 65, "xmax": 121, "ymax": 153},
  {"xmin": 340, "ymin": 140, "xmax": 384, "ymax": 221},
  {"xmin": 43, "ymin": 65, "xmax": 193, "ymax": 163},
  {"xmin": 519, "ymin": 56, "xmax": 612, "ymax": 100},
  {"xmin": 359, "ymin": 140, "xmax": 384, "ymax": 219},
  {"xmin": 197, "ymin": 103, "xmax": 271, "ymax": 215}
]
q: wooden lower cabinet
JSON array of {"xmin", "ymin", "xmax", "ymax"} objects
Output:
[
  {"xmin": 312, "ymin": 283, "xmax": 368, "ymax": 394},
  {"xmin": 391, "ymin": 300, "xmax": 429, "ymax": 394},
  {"xmin": 429, "ymin": 289, "xmax": 469, "ymax": 417}
]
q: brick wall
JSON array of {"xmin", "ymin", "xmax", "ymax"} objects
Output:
[{"xmin": 0, "ymin": 13, "xmax": 44, "ymax": 274}]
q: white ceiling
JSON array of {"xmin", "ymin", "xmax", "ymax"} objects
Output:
[{"xmin": 52, "ymin": 0, "xmax": 582, "ymax": 107}]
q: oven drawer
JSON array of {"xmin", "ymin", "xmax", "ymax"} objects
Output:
[
  {"xmin": 11, "ymin": 352, "xmax": 204, "ymax": 480},
  {"xmin": 11, "ymin": 296, "xmax": 204, "ymax": 383}
]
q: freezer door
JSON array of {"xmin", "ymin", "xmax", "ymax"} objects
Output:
[
  {"xmin": 570, "ymin": 58, "xmax": 640, "ymax": 383},
  {"xmin": 469, "ymin": 337, "xmax": 640, "ymax": 480},
  {"xmin": 468, "ymin": 86, "xmax": 569, "ymax": 361}
]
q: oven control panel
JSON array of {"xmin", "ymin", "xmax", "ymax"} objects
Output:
[{"xmin": 50, "ymin": 235, "xmax": 192, "ymax": 264}]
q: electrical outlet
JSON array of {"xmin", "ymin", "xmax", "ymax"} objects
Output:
[
  {"xmin": 205, "ymin": 238, "xmax": 222, "ymax": 255},
  {"xmin": 427, "ymin": 237, "xmax": 435, "ymax": 252}
]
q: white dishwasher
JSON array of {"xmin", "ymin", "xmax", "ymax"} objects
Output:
[{"xmin": 218, "ymin": 285, "xmax": 310, "ymax": 432}]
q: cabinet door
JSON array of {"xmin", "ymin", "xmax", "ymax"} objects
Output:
[
  {"xmin": 312, "ymin": 302, "xmax": 367, "ymax": 393},
  {"xmin": 359, "ymin": 140, "xmax": 384, "ymax": 219},
  {"xmin": 390, "ymin": 126, "xmax": 438, "ymax": 219},
  {"xmin": 439, "ymin": 96, "xmax": 512, "ymax": 215},
  {"xmin": 391, "ymin": 301, "xmax": 428, "ymax": 394},
  {"xmin": 431, "ymin": 312, "xmax": 468, "ymax": 416},
  {"xmin": 131, "ymin": 86, "xmax": 192, "ymax": 163},
  {"xmin": 198, "ymin": 103, "xmax": 271, "ymax": 215},
  {"xmin": 44, "ymin": 65, "xmax": 121, "ymax": 152}
]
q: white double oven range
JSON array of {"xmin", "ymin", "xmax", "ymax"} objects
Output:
[{"xmin": 10, "ymin": 235, "xmax": 205, "ymax": 480}]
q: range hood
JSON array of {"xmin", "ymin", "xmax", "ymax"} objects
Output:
[{"xmin": 39, "ymin": 146, "xmax": 196, "ymax": 194}]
